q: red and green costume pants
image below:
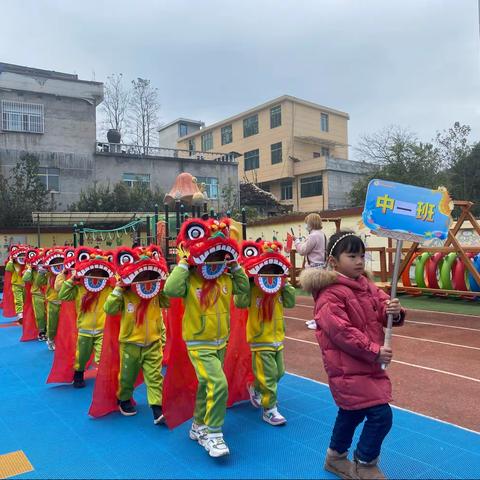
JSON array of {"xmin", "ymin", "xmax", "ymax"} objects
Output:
[
  {"xmin": 252, "ymin": 349, "xmax": 285, "ymax": 409},
  {"xmin": 12, "ymin": 285, "xmax": 24, "ymax": 316},
  {"xmin": 118, "ymin": 340, "xmax": 163, "ymax": 407},
  {"xmin": 75, "ymin": 333, "xmax": 103, "ymax": 372},
  {"xmin": 47, "ymin": 301, "xmax": 61, "ymax": 341},
  {"xmin": 188, "ymin": 347, "xmax": 228, "ymax": 433},
  {"xmin": 32, "ymin": 294, "xmax": 46, "ymax": 332}
]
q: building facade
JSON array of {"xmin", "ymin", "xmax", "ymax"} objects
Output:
[
  {"xmin": 158, "ymin": 118, "xmax": 204, "ymax": 150},
  {"xmin": 177, "ymin": 95, "xmax": 369, "ymax": 211},
  {"xmin": 0, "ymin": 63, "xmax": 238, "ymax": 213}
]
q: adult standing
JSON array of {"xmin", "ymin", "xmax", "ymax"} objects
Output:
[{"xmin": 293, "ymin": 213, "xmax": 327, "ymax": 329}]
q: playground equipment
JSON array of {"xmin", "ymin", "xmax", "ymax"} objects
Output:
[{"xmin": 396, "ymin": 201, "xmax": 480, "ymax": 299}]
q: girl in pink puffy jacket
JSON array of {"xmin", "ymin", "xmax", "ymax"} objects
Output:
[{"xmin": 300, "ymin": 231, "xmax": 405, "ymax": 480}]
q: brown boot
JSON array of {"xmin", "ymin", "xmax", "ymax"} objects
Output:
[
  {"xmin": 324, "ymin": 448, "xmax": 357, "ymax": 479},
  {"xmin": 353, "ymin": 457, "xmax": 386, "ymax": 479}
]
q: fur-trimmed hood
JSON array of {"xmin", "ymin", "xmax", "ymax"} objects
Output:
[{"xmin": 299, "ymin": 268, "xmax": 374, "ymax": 294}]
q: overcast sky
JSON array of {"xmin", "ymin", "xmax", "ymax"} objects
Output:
[{"xmin": 1, "ymin": 0, "xmax": 479, "ymax": 156}]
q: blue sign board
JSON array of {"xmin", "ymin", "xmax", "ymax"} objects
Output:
[{"xmin": 362, "ymin": 180, "xmax": 453, "ymax": 242}]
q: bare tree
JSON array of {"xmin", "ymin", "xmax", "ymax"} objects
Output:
[
  {"xmin": 130, "ymin": 78, "xmax": 160, "ymax": 153},
  {"xmin": 102, "ymin": 73, "xmax": 130, "ymax": 138}
]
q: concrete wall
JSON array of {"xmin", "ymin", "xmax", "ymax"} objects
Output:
[
  {"xmin": 0, "ymin": 90, "xmax": 98, "ymax": 154},
  {"xmin": 94, "ymin": 152, "xmax": 238, "ymax": 212},
  {"xmin": 0, "ymin": 148, "xmax": 238, "ymax": 212},
  {"xmin": 158, "ymin": 124, "xmax": 180, "ymax": 149}
]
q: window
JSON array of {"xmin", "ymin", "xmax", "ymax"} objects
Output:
[
  {"xmin": 321, "ymin": 147, "xmax": 330, "ymax": 157},
  {"xmin": 313, "ymin": 152, "xmax": 321, "ymax": 158},
  {"xmin": 281, "ymin": 180, "xmax": 293, "ymax": 200},
  {"xmin": 321, "ymin": 113, "xmax": 329, "ymax": 132},
  {"xmin": 244, "ymin": 149, "xmax": 259, "ymax": 171},
  {"xmin": 196, "ymin": 176, "xmax": 219, "ymax": 199},
  {"xmin": 243, "ymin": 114, "xmax": 258, "ymax": 137},
  {"xmin": 260, "ymin": 183, "xmax": 270, "ymax": 192},
  {"xmin": 301, "ymin": 175, "xmax": 323, "ymax": 198},
  {"xmin": 122, "ymin": 173, "xmax": 150, "ymax": 188},
  {"xmin": 271, "ymin": 142, "xmax": 282, "ymax": 164},
  {"xmin": 201, "ymin": 132, "xmax": 213, "ymax": 151},
  {"xmin": 38, "ymin": 167, "xmax": 59, "ymax": 192},
  {"xmin": 1, "ymin": 100, "xmax": 44, "ymax": 133},
  {"xmin": 188, "ymin": 138, "xmax": 195, "ymax": 153},
  {"xmin": 221, "ymin": 125, "xmax": 233, "ymax": 145},
  {"xmin": 179, "ymin": 123, "xmax": 188, "ymax": 137},
  {"xmin": 270, "ymin": 105, "xmax": 281, "ymax": 128}
]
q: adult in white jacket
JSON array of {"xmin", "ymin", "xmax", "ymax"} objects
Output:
[{"xmin": 293, "ymin": 213, "xmax": 327, "ymax": 329}]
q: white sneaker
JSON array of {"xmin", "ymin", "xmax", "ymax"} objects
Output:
[
  {"xmin": 263, "ymin": 406, "xmax": 287, "ymax": 426},
  {"xmin": 189, "ymin": 422, "xmax": 208, "ymax": 445},
  {"xmin": 47, "ymin": 339, "xmax": 56, "ymax": 351},
  {"xmin": 307, "ymin": 320, "xmax": 317, "ymax": 330},
  {"xmin": 203, "ymin": 432, "xmax": 230, "ymax": 458},
  {"xmin": 248, "ymin": 385, "xmax": 261, "ymax": 409}
]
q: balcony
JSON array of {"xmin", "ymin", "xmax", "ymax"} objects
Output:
[
  {"xmin": 292, "ymin": 155, "xmax": 327, "ymax": 176},
  {"xmin": 95, "ymin": 142, "xmax": 239, "ymax": 163}
]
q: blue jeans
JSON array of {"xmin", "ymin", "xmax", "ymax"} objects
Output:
[{"xmin": 329, "ymin": 403, "xmax": 393, "ymax": 462}]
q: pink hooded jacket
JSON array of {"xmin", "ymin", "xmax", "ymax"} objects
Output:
[{"xmin": 300, "ymin": 268, "xmax": 405, "ymax": 410}]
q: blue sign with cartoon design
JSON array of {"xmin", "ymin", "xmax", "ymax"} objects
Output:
[{"xmin": 362, "ymin": 180, "xmax": 453, "ymax": 242}]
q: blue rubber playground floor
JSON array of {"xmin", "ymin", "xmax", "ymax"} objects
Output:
[{"xmin": 1, "ymin": 310, "xmax": 480, "ymax": 478}]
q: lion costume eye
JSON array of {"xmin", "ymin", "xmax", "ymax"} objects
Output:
[
  {"xmin": 78, "ymin": 251, "xmax": 90, "ymax": 262},
  {"xmin": 243, "ymin": 246, "xmax": 259, "ymax": 258},
  {"xmin": 66, "ymin": 250, "xmax": 75, "ymax": 258},
  {"xmin": 186, "ymin": 223, "xmax": 206, "ymax": 241},
  {"xmin": 28, "ymin": 251, "xmax": 36, "ymax": 259},
  {"xmin": 119, "ymin": 252, "xmax": 134, "ymax": 265}
]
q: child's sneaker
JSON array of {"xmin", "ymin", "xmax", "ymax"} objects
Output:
[
  {"xmin": 324, "ymin": 448, "xmax": 356, "ymax": 479},
  {"xmin": 306, "ymin": 319, "xmax": 317, "ymax": 330},
  {"xmin": 151, "ymin": 405, "xmax": 165, "ymax": 425},
  {"xmin": 16, "ymin": 313, "xmax": 23, "ymax": 325},
  {"xmin": 248, "ymin": 385, "xmax": 261, "ymax": 409},
  {"xmin": 203, "ymin": 432, "xmax": 230, "ymax": 458},
  {"xmin": 73, "ymin": 370, "xmax": 85, "ymax": 388},
  {"xmin": 263, "ymin": 406, "xmax": 287, "ymax": 426},
  {"xmin": 46, "ymin": 339, "xmax": 55, "ymax": 351},
  {"xmin": 37, "ymin": 331, "xmax": 47, "ymax": 341},
  {"xmin": 189, "ymin": 422, "xmax": 208, "ymax": 445},
  {"xmin": 118, "ymin": 399, "xmax": 137, "ymax": 416}
]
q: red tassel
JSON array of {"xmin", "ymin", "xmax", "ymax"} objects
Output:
[
  {"xmin": 136, "ymin": 298, "xmax": 151, "ymax": 325},
  {"xmin": 80, "ymin": 291, "xmax": 98, "ymax": 313},
  {"xmin": 200, "ymin": 280, "xmax": 220, "ymax": 310},
  {"xmin": 259, "ymin": 293, "xmax": 275, "ymax": 322}
]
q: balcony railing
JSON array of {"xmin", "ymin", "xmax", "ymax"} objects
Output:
[{"xmin": 95, "ymin": 142, "xmax": 239, "ymax": 163}]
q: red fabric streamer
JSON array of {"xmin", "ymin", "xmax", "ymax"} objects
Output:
[
  {"xmin": 88, "ymin": 313, "xmax": 143, "ymax": 418},
  {"xmin": 163, "ymin": 298, "xmax": 198, "ymax": 429},
  {"xmin": 1, "ymin": 270, "xmax": 16, "ymax": 318},
  {"xmin": 224, "ymin": 302, "xmax": 254, "ymax": 407},
  {"xmin": 46, "ymin": 300, "xmax": 78, "ymax": 384},
  {"xmin": 20, "ymin": 284, "xmax": 38, "ymax": 341},
  {"xmin": 259, "ymin": 293, "xmax": 276, "ymax": 323}
]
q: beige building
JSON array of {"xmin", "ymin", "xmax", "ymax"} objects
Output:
[{"xmin": 177, "ymin": 95, "xmax": 368, "ymax": 212}]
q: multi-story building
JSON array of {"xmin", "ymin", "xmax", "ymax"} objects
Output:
[
  {"xmin": 158, "ymin": 118, "xmax": 204, "ymax": 149},
  {"xmin": 0, "ymin": 63, "xmax": 238, "ymax": 213},
  {"xmin": 177, "ymin": 95, "xmax": 369, "ymax": 212}
]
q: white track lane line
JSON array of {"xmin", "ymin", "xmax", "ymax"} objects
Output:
[
  {"xmin": 405, "ymin": 320, "xmax": 480, "ymax": 332},
  {"xmin": 392, "ymin": 334, "xmax": 480, "ymax": 351},
  {"xmin": 286, "ymin": 371, "xmax": 480, "ymax": 435},
  {"xmin": 284, "ymin": 336, "xmax": 480, "ymax": 383},
  {"xmin": 286, "ymin": 315, "xmax": 480, "ymax": 340}
]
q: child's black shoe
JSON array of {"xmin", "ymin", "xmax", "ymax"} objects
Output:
[
  {"xmin": 73, "ymin": 370, "xmax": 85, "ymax": 388},
  {"xmin": 152, "ymin": 405, "xmax": 165, "ymax": 425},
  {"xmin": 118, "ymin": 399, "xmax": 137, "ymax": 416}
]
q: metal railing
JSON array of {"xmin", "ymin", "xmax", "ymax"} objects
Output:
[{"xmin": 95, "ymin": 142, "xmax": 239, "ymax": 163}]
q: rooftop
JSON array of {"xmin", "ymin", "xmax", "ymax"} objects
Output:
[
  {"xmin": 158, "ymin": 118, "xmax": 205, "ymax": 132},
  {"xmin": 179, "ymin": 95, "xmax": 350, "ymax": 140}
]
